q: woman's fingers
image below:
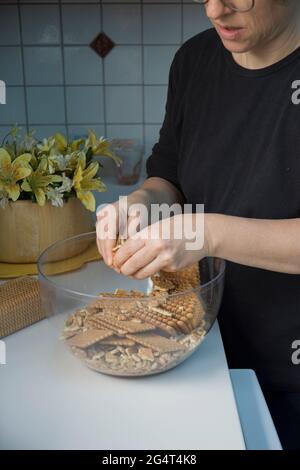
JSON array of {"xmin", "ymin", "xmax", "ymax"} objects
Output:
[
  {"xmin": 117, "ymin": 245, "xmax": 157, "ymax": 277},
  {"xmin": 96, "ymin": 203, "xmax": 118, "ymax": 265},
  {"xmin": 113, "ymin": 237, "xmax": 146, "ymax": 270},
  {"xmin": 130, "ymin": 255, "xmax": 166, "ymax": 280}
]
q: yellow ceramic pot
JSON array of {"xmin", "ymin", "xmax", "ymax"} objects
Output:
[{"xmin": 0, "ymin": 198, "xmax": 95, "ymax": 263}]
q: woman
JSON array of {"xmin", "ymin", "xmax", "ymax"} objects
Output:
[{"xmin": 97, "ymin": 0, "xmax": 300, "ymax": 449}]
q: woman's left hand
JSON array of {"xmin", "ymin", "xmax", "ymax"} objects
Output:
[{"xmin": 112, "ymin": 213, "xmax": 210, "ymax": 279}]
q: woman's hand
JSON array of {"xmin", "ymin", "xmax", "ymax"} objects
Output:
[
  {"xmin": 96, "ymin": 189, "xmax": 151, "ymax": 266},
  {"xmin": 112, "ymin": 213, "xmax": 210, "ymax": 279}
]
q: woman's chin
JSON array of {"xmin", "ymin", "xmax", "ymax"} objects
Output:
[{"xmin": 221, "ymin": 38, "xmax": 253, "ymax": 55}]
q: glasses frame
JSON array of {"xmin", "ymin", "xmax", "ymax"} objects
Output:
[{"xmin": 193, "ymin": 0, "xmax": 255, "ymax": 13}]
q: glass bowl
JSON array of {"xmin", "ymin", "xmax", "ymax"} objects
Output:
[{"xmin": 37, "ymin": 232, "xmax": 226, "ymax": 377}]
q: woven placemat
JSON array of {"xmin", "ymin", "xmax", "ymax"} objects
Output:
[
  {"xmin": 0, "ymin": 277, "xmax": 45, "ymax": 338},
  {"xmin": 0, "ymin": 242, "xmax": 101, "ymax": 279}
]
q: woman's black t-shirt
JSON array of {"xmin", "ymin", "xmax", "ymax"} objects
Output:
[{"xmin": 146, "ymin": 28, "xmax": 300, "ymax": 392}]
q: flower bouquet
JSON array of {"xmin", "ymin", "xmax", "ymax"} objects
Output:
[
  {"xmin": 0, "ymin": 127, "xmax": 122, "ymax": 268},
  {"xmin": 0, "ymin": 126, "xmax": 122, "ymax": 212}
]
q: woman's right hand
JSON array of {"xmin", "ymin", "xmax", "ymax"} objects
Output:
[
  {"xmin": 96, "ymin": 200, "xmax": 119, "ymax": 266},
  {"xmin": 96, "ymin": 190, "xmax": 150, "ymax": 267},
  {"xmin": 96, "ymin": 177, "xmax": 184, "ymax": 268}
]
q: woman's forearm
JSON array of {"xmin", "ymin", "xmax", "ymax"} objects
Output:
[
  {"xmin": 130, "ymin": 177, "xmax": 184, "ymax": 208},
  {"xmin": 206, "ymin": 214, "xmax": 300, "ymax": 274}
]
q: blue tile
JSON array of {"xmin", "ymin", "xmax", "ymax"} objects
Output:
[
  {"xmin": 103, "ymin": 4, "xmax": 141, "ymax": 44},
  {"xmin": 62, "ymin": 0, "xmax": 97, "ymax": 2},
  {"xmin": 21, "ymin": 5, "xmax": 60, "ymax": 45},
  {"xmin": 28, "ymin": 125, "xmax": 67, "ymax": 141},
  {"xmin": 20, "ymin": 1, "xmax": 58, "ymax": 3},
  {"xmin": 24, "ymin": 47, "xmax": 63, "ymax": 85},
  {"xmin": 105, "ymin": 86, "xmax": 143, "ymax": 124},
  {"xmin": 0, "ymin": 87, "xmax": 26, "ymax": 125},
  {"xmin": 106, "ymin": 124, "xmax": 143, "ymax": 141},
  {"xmin": 0, "ymin": 6, "xmax": 20, "ymax": 45},
  {"xmin": 0, "ymin": 47, "xmax": 23, "ymax": 86},
  {"xmin": 68, "ymin": 124, "xmax": 105, "ymax": 140},
  {"xmin": 144, "ymin": 45, "xmax": 178, "ymax": 85},
  {"xmin": 104, "ymin": 46, "xmax": 142, "ymax": 85},
  {"xmin": 143, "ymin": 0, "xmax": 180, "ymax": 2},
  {"xmin": 20, "ymin": 0, "xmax": 58, "ymax": 3},
  {"xmin": 27, "ymin": 86, "xmax": 65, "ymax": 124},
  {"xmin": 66, "ymin": 86, "xmax": 104, "ymax": 124},
  {"xmin": 143, "ymin": 123, "xmax": 162, "ymax": 177},
  {"xmin": 144, "ymin": 85, "xmax": 168, "ymax": 123},
  {"xmin": 64, "ymin": 46, "xmax": 103, "ymax": 85},
  {"xmin": 62, "ymin": 4, "xmax": 101, "ymax": 45},
  {"xmin": 143, "ymin": 5, "xmax": 181, "ymax": 44},
  {"xmin": 183, "ymin": 4, "xmax": 211, "ymax": 42},
  {"xmin": 0, "ymin": 126, "xmax": 27, "ymax": 144},
  {"xmin": 103, "ymin": 0, "xmax": 140, "ymax": 2}
]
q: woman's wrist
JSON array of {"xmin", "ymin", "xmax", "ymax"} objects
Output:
[{"xmin": 204, "ymin": 213, "xmax": 223, "ymax": 258}]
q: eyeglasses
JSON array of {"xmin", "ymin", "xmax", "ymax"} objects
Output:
[{"xmin": 193, "ymin": 0, "xmax": 255, "ymax": 13}]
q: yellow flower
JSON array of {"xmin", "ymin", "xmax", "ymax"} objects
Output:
[
  {"xmin": 55, "ymin": 133, "xmax": 84, "ymax": 153},
  {"xmin": 86, "ymin": 130, "xmax": 122, "ymax": 166},
  {"xmin": 36, "ymin": 137, "xmax": 55, "ymax": 155},
  {"xmin": 0, "ymin": 148, "xmax": 32, "ymax": 201},
  {"xmin": 21, "ymin": 169, "xmax": 62, "ymax": 206},
  {"xmin": 73, "ymin": 161, "xmax": 106, "ymax": 212},
  {"xmin": 54, "ymin": 133, "xmax": 68, "ymax": 153}
]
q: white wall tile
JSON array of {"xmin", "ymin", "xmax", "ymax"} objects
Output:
[
  {"xmin": 68, "ymin": 124, "xmax": 105, "ymax": 140},
  {"xmin": 66, "ymin": 86, "xmax": 104, "ymax": 124},
  {"xmin": 0, "ymin": 6, "xmax": 20, "ymax": 45},
  {"xmin": 103, "ymin": 4, "xmax": 141, "ymax": 44},
  {"xmin": 62, "ymin": 4, "xmax": 101, "ymax": 45},
  {"xmin": 144, "ymin": 85, "xmax": 168, "ymax": 123},
  {"xmin": 106, "ymin": 86, "xmax": 143, "ymax": 124},
  {"xmin": 21, "ymin": 5, "xmax": 60, "ymax": 45},
  {"xmin": 144, "ymin": 124, "xmax": 161, "ymax": 157},
  {"xmin": 64, "ymin": 46, "xmax": 103, "ymax": 85},
  {"xmin": 143, "ymin": 0, "xmax": 180, "ymax": 2},
  {"xmin": 0, "ymin": 1, "xmax": 199, "ymax": 137},
  {"xmin": 0, "ymin": 87, "xmax": 26, "ymax": 125},
  {"xmin": 27, "ymin": 86, "xmax": 65, "ymax": 124},
  {"xmin": 103, "ymin": 0, "xmax": 140, "ymax": 2},
  {"xmin": 0, "ymin": 126, "xmax": 22, "ymax": 143},
  {"xmin": 20, "ymin": 1, "xmax": 58, "ymax": 3},
  {"xmin": 106, "ymin": 124, "xmax": 144, "ymax": 181},
  {"xmin": 62, "ymin": 0, "xmax": 97, "ymax": 3},
  {"xmin": 183, "ymin": 4, "xmax": 211, "ymax": 42},
  {"xmin": 106, "ymin": 124, "xmax": 143, "ymax": 141},
  {"xmin": 24, "ymin": 47, "xmax": 63, "ymax": 85},
  {"xmin": 28, "ymin": 125, "xmax": 67, "ymax": 140},
  {"xmin": 144, "ymin": 45, "xmax": 178, "ymax": 85},
  {"xmin": 0, "ymin": 47, "xmax": 23, "ymax": 86},
  {"xmin": 104, "ymin": 46, "xmax": 142, "ymax": 85},
  {"xmin": 143, "ymin": 4, "xmax": 181, "ymax": 44}
]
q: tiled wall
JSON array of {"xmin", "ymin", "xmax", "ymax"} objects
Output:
[{"xmin": 0, "ymin": 0, "xmax": 211, "ymax": 169}]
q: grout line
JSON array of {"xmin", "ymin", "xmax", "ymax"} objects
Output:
[
  {"xmin": 0, "ymin": 43, "xmax": 182, "ymax": 48},
  {"xmin": 0, "ymin": 2, "xmax": 193, "ymax": 4},
  {"xmin": 58, "ymin": 0, "xmax": 69, "ymax": 139},
  {"xmin": 17, "ymin": 0, "xmax": 29, "ymax": 133},
  {"xmin": 141, "ymin": 0, "xmax": 146, "ymax": 160},
  {"xmin": 5, "ymin": 84, "xmax": 169, "ymax": 88},
  {"xmin": 1, "ymin": 1, "xmax": 187, "ymax": 139},
  {"xmin": 181, "ymin": 0, "xmax": 184, "ymax": 45},
  {"xmin": 100, "ymin": 0, "xmax": 107, "ymax": 137},
  {"xmin": 0, "ymin": 122, "xmax": 164, "ymax": 127}
]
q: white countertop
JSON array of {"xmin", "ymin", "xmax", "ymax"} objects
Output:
[
  {"xmin": 0, "ymin": 180, "xmax": 245, "ymax": 450},
  {"xmin": 0, "ymin": 318, "xmax": 245, "ymax": 450}
]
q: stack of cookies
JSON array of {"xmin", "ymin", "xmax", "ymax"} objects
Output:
[{"xmin": 61, "ymin": 259, "xmax": 207, "ymax": 376}]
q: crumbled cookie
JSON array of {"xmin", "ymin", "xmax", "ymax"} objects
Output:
[{"xmin": 62, "ymin": 262, "xmax": 207, "ymax": 376}]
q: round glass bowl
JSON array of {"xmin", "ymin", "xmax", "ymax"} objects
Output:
[{"xmin": 38, "ymin": 232, "xmax": 226, "ymax": 377}]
